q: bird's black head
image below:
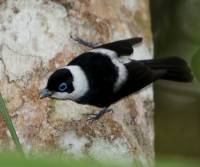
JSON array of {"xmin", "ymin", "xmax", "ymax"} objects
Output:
[
  {"xmin": 47, "ymin": 69, "xmax": 74, "ymax": 93},
  {"xmin": 40, "ymin": 65, "xmax": 89, "ymax": 101},
  {"xmin": 40, "ymin": 68, "xmax": 75, "ymax": 100}
]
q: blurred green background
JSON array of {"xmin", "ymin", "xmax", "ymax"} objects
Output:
[
  {"xmin": 151, "ymin": 0, "xmax": 200, "ymax": 159},
  {"xmin": 0, "ymin": 152, "xmax": 200, "ymax": 167}
]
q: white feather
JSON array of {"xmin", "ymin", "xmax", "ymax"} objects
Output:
[
  {"xmin": 51, "ymin": 65, "xmax": 89, "ymax": 100},
  {"xmin": 90, "ymin": 48, "xmax": 128, "ymax": 92}
]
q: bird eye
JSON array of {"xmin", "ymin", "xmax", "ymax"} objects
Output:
[{"xmin": 58, "ymin": 83, "xmax": 67, "ymax": 92}]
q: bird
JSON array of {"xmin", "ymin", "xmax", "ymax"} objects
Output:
[{"xmin": 40, "ymin": 37, "xmax": 193, "ymax": 122}]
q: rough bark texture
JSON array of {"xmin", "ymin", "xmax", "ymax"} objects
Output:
[{"xmin": 0, "ymin": 0, "xmax": 154, "ymax": 166}]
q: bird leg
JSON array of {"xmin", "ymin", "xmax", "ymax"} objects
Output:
[
  {"xmin": 70, "ymin": 34, "xmax": 100, "ymax": 48},
  {"xmin": 84, "ymin": 107, "xmax": 113, "ymax": 123}
]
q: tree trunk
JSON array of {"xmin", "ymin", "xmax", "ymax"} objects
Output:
[{"xmin": 0, "ymin": 0, "xmax": 154, "ymax": 166}]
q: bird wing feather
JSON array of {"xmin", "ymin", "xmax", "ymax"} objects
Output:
[{"xmin": 95, "ymin": 37, "xmax": 142, "ymax": 56}]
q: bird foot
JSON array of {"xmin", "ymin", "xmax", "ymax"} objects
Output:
[
  {"xmin": 84, "ymin": 108, "xmax": 113, "ymax": 123},
  {"xmin": 70, "ymin": 34, "xmax": 100, "ymax": 48}
]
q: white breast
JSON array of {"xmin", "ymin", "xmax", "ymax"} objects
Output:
[{"xmin": 90, "ymin": 48, "xmax": 128, "ymax": 92}]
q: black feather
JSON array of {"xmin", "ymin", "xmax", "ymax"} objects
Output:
[
  {"xmin": 112, "ymin": 60, "xmax": 163, "ymax": 103},
  {"xmin": 47, "ymin": 69, "xmax": 74, "ymax": 93},
  {"xmin": 140, "ymin": 57, "xmax": 193, "ymax": 82},
  {"xmin": 68, "ymin": 52, "xmax": 118, "ymax": 107},
  {"xmin": 95, "ymin": 37, "xmax": 142, "ymax": 55}
]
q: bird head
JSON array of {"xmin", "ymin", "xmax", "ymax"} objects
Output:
[{"xmin": 40, "ymin": 66, "xmax": 89, "ymax": 101}]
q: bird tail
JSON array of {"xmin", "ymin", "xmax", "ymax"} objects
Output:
[{"xmin": 140, "ymin": 57, "xmax": 193, "ymax": 82}]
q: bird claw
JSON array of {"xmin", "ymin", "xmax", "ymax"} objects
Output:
[
  {"xmin": 87, "ymin": 115, "xmax": 99, "ymax": 124},
  {"xmin": 86, "ymin": 113, "xmax": 101, "ymax": 123},
  {"xmin": 70, "ymin": 34, "xmax": 100, "ymax": 48},
  {"xmin": 84, "ymin": 108, "xmax": 113, "ymax": 123}
]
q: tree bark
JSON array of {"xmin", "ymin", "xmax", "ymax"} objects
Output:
[{"xmin": 0, "ymin": 0, "xmax": 154, "ymax": 166}]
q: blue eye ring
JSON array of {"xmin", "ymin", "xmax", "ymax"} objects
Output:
[{"xmin": 58, "ymin": 82, "xmax": 67, "ymax": 92}]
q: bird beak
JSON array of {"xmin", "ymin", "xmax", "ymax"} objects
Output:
[{"xmin": 40, "ymin": 88, "xmax": 52, "ymax": 99}]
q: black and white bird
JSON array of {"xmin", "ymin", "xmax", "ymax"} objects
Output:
[{"xmin": 40, "ymin": 37, "xmax": 193, "ymax": 121}]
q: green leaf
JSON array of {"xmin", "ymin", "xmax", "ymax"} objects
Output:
[{"xmin": 0, "ymin": 93, "xmax": 24, "ymax": 156}]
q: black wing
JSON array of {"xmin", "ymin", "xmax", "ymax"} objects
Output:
[
  {"xmin": 95, "ymin": 37, "xmax": 142, "ymax": 56},
  {"xmin": 114, "ymin": 60, "xmax": 164, "ymax": 100}
]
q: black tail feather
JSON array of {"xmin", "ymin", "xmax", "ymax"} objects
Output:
[{"xmin": 140, "ymin": 57, "xmax": 193, "ymax": 82}]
